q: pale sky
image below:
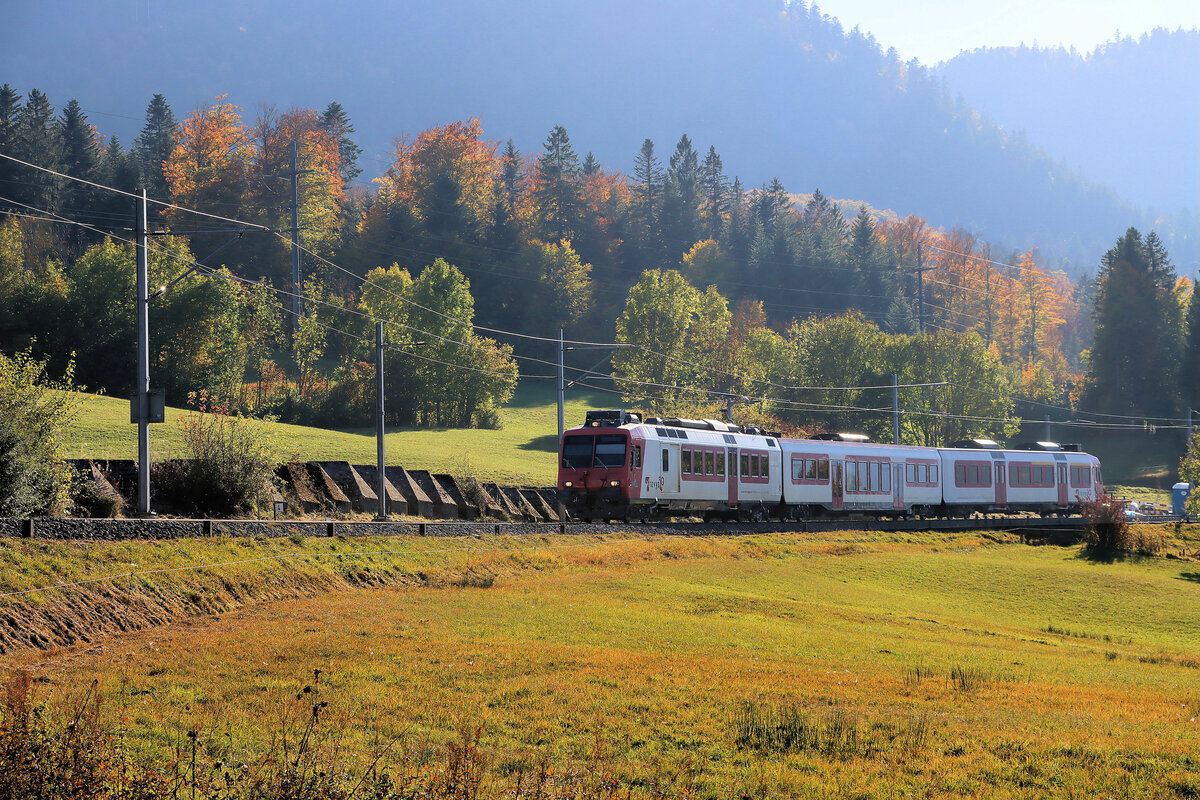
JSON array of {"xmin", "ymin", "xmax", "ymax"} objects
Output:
[{"xmin": 815, "ymin": 0, "xmax": 1200, "ymax": 64}]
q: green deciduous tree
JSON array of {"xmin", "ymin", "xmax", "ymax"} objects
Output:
[{"xmin": 0, "ymin": 349, "xmax": 80, "ymax": 516}]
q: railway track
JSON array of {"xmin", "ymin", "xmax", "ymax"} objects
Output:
[{"xmin": 2, "ymin": 513, "xmax": 1107, "ymax": 541}]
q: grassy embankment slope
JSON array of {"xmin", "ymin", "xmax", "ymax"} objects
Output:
[
  {"xmin": 3, "ymin": 529, "xmax": 1198, "ymax": 796},
  {"xmin": 61, "ymin": 384, "xmax": 610, "ymax": 486}
]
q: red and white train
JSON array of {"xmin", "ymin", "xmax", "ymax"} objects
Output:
[{"xmin": 558, "ymin": 410, "xmax": 1103, "ymax": 522}]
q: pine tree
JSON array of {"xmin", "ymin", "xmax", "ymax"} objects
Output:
[
  {"xmin": 581, "ymin": 152, "xmax": 600, "ymax": 176},
  {"xmin": 15, "ymin": 89, "xmax": 61, "ymax": 211},
  {"xmin": 500, "ymin": 139, "xmax": 523, "ymax": 203},
  {"xmin": 1183, "ymin": 278, "xmax": 1200, "ymax": 412},
  {"xmin": 317, "ymin": 101, "xmax": 362, "ymax": 185},
  {"xmin": 135, "ymin": 94, "xmax": 178, "ymax": 200},
  {"xmin": 632, "ymin": 138, "xmax": 663, "ymax": 254},
  {"xmin": 0, "ymin": 85, "xmax": 22, "ymax": 214},
  {"xmin": 662, "ymin": 133, "xmax": 700, "ymax": 257},
  {"xmin": 1085, "ymin": 227, "xmax": 1183, "ymax": 417},
  {"xmin": 848, "ymin": 205, "xmax": 887, "ymax": 316},
  {"xmin": 57, "ymin": 100, "xmax": 102, "ymax": 252},
  {"xmin": 533, "ymin": 125, "xmax": 584, "ymax": 242},
  {"xmin": 699, "ymin": 145, "xmax": 728, "ymax": 240}
]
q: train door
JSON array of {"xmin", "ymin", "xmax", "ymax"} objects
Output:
[
  {"xmin": 831, "ymin": 461, "xmax": 844, "ymax": 510},
  {"xmin": 995, "ymin": 459, "xmax": 1007, "ymax": 507},
  {"xmin": 1057, "ymin": 464, "xmax": 1068, "ymax": 507},
  {"xmin": 727, "ymin": 448, "xmax": 738, "ymax": 507},
  {"xmin": 893, "ymin": 463, "xmax": 904, "ymax": 509},
  {"xmin": 659, "ymin": 443, "xmax": 679, "ymax": 493}
]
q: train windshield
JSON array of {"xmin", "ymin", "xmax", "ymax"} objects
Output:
[
  {"xmin": 562, "ymin": 436, "xmax": 595, "ymax": 468},
  {"xmin": 594, "ymin": 435, "xmax": 627, "ymax": 467},
  {"xmin": 561, "ymin": 434, "xmax": 628, "ymax": 468}
]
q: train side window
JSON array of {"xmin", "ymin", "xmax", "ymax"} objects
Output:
[
  {"xmin": 703, "ymin": 451, "xmax": 713, "ymax": 475},
  {"xmin": 748, "ymin": 454, "xmax": 758, "ymax": 478},
  {"xmin": 741, "ymin": 453, "xmax": 750, "ymax": 478},
  {"xmin": 846, "ymin": 463, "xmax": 857, "ymax": 492},
  {"xmin": 792, "ymin": 458, "xmax": 802, "ymax": 481},
  {"xmin": 681, "ymin": 449, "xmax": 691, "ymax": 474},
  {"xmin": 871, "ymin": 462, "xmax": 881, "ymax": 491},
  {"xmin": 662, "ymin": 448, "xmax": 669, "ymax": 472},
  {"xmin": 983, "ymin": 464, "xmax": 992, "ymax": 486},
  {"xmin": 716, "ymin": 452, "xmax": 726, "ymax": 476},
  {"xmin": 955, "ymin": 464, "xmax": 966, "ymax": 484},
  {"xmin": 818, "ymin": 460, "xmax": 829, "ymax": 480},
  {"xmin": 762, "ymin": 457, "xmax": 769, "ymax": 479},
  {"xmin": 632, "ymin": 446, "xmax": 641, "ymax": 469},
  {"xmin": 930, "ymin": 465, "xmax": 938, "ymax": 483},
  {"xmin": 882, "ymin": 464, "xmax": 891, "ymax": 492}
]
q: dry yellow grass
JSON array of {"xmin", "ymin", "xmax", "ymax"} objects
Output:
[{"xmin": 2, "ymin": 531, "xmax": 1199, "ymax": 797}]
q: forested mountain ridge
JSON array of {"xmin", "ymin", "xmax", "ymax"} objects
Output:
[
  {"xmin": 935, "ymin": 29, "xmax": 1200, "ymax": 220},
  {"xmin": 1, "ymin": 0, "xmax": 1182, "ymax": 269}
]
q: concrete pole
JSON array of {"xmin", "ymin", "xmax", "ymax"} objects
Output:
[
  {"xmin": 135, "ymin": 190, "xmax": 151, "ymax": 516},
  {"xmin": 376, "ymin": 322, "xmax": 387, "ymax": 520},
  {"xmin": 892, "ymin": 373, "xmax": 900, "ymax": 445},
  {"xmin": 557, "ymin": 328, "xmax": 565, "ymax": 442}
]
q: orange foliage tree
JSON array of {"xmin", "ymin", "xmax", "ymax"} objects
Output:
[{"xmin": 163, "ymin": 97, "xmax": 255, "ymax": 215}]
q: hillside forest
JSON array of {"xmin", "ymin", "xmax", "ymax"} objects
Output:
[{"xmin": 0, "ymin": 87, "xmax": 1197, "ymax": 445}]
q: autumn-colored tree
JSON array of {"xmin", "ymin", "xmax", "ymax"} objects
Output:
[
  {"xmin": 163, "ymin": 97, "xmax": 254, "ymax": 215},
  {"xmin": 248, "ymin": 107, "xmax": 346, "ymax": 253},
  {"xmin": 373, "ymin": 118, "xmax": 498, "ymax": 240}
]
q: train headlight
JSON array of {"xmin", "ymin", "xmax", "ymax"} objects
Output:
[
  {"xmin": 563, "ymin": 481, "xmax": 573, "ymax": 488},
  {"xmin": 609, "ymin": 480, "xmax": 620, "ymax": 487}
]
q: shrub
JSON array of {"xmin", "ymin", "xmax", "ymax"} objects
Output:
[
  {"xmin": 0, "ymin": 350, "xmax": 80, "ymax": 517},
  {"xmin": 69, "ymin": 463, "xmax": 124, "ymax": 518},
  {"xmin": 1081, "ymin": 490, "xmax": 1162, "ymax": 555},
  {"xmin": 156, "ymin": 391, "xmax": 281, "ymax": 517}
]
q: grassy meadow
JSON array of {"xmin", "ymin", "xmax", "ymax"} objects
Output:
[
  {"xmin": 3, "ymin": 528, "xmax": 1199, "ymax": 797},
  {"xmin": 62, "ymin": 384, "xmax": 611, "ymax": 485}
]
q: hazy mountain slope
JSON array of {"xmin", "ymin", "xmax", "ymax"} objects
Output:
[
  {"xmin": 0, "ymin": 0, "xmax": 1171, "ymax": 268},
  {"xmin": 935, "ymin": 29, "xmax": 1200, "ymax": 215}
]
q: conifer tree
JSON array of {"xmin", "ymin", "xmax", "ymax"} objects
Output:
[
  {"xmin": 1085, "ymin": 227, "xmax": 1182, "ymax": 417},
  {"xmin": 662, "ymin": 133, "xmax": 700, "ymax": 257},
  {"xmin": 848, "ymin": 205, "xmax": 887, "ymax": 314},
  {"xmin": 0, "ymin": 85, "xmax": 22, "ymax": 214},
  {"xmin": 15, "ymin": 89, "xmax": 61, "ymax": 211},
  {"xmin": 533, "ymin": 125, "xmax": 584, "ymax": 242},
  {"xmin": 631, "ymin": 138, "xmax": 664, "ymax": 261},
  {"xmin": 1183, "ymin": 278, "xmax": 1200, "ymax": 412},
  {"xmin": 317, "ymin": 101, "xmax": 362, "ymax": 185},
  {"xmin": 699, "ymin": 145, "xmax": 728, "ymax": 240},
  {"xmin": 499, "ymin": 139, "xmax": 523, "ymax": 204},
  {"xmin": 135, "ymin": 94, "xmax": 178, "ymax": 200}
]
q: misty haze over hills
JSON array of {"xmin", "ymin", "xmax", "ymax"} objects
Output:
[
  {"xmin": 935, "ymin": 28, "xmax": 1199, "ymax": 217},
  {"xmin": 2, "ymin": 0, "xmax": 1196, "ymax": 271}
]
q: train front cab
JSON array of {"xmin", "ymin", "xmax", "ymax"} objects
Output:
[{"xmin": 558, "ymin": 427, "xmax": 641, "ymax": 521}]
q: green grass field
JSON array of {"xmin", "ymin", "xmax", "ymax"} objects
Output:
[
  {"xmin": 63, "ymin": 384, "xmax": 611, "ymax": 485},
  {"xmin": 3, "ymin": 529, "xmax": 1198, "ymax": 797}
]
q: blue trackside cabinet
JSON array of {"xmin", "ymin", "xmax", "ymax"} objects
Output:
[{"xmin": 1173, "ymin": 482, "xmax": 1191, "ymax": 516}]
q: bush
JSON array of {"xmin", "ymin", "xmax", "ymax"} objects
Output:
[
  {"xmin": 0, "ymin": 350, "xmax": 80, "ymax": 517},
  {"xmin": 155, "ymin": 391, "xmax": 281, "ymax": 517},
  {"xmin": 69, "ymin": 463, "xmax": 124, "ymax": 518},
  {"xmin": 1081, "ymin": 489, "xmax": 1162, "ymax": 555}
]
